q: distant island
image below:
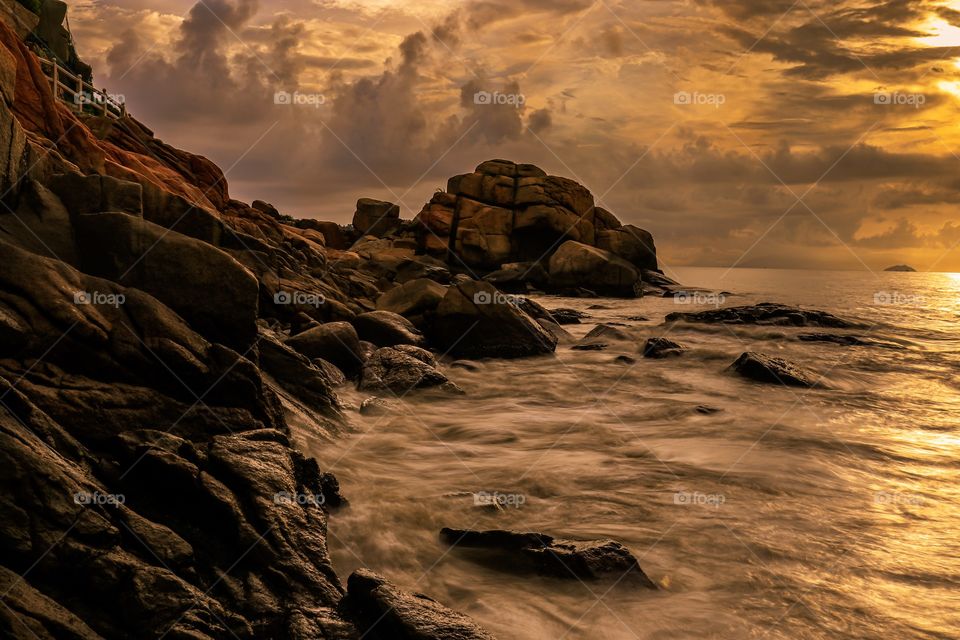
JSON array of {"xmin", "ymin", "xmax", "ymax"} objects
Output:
[{"xmin": 884, "ymin": 264, "xmax": 917, "ymax": 272}]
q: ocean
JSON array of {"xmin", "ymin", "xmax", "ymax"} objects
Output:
[{"xmin": 301, "ymin": 267, "xmax": 960, "ymax": 640}]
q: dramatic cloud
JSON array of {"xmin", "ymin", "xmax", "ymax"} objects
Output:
[{"xmin": 66, "ymin": 0, "xmax": 960, "ymax": 271}]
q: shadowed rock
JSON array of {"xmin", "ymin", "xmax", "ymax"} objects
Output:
[
  {"xmin": 341, "ymin": 569, "xmax": 496, "ymax": 640},
  {"xmin": 359, "ymin": 346, "xmax": 463, "ymax": 395},
  {"xmin": 352, "ymin": 310, "xmax": 427, "ymax": 348},
  {"xmin": 286, "ymin": 322, "xmax": 365, "ymax": 376}
]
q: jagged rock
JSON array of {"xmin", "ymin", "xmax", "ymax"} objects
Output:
[
  {"xmin": 74, "ymin": 211, "xmax": 260, "ymax": 352},
  {"xmin": 439, "ymin": 528, "xmax": 657, "ymax": 586},
  {"xmin": 666, "ymin": 302, "xmax": 857, "ymax": 328},
  {"xmin": 352, "ymin": 310, "xmax": 427, "ymax": 348},
  {"xmin": 358, "ymin": 346, "xmax": 462, "ymax": 395},
  {"xmin": 341, "ymin": 569, "xmax": 496, "ymax": 640},
  {"xmin": 548, "ymin": 241, "xmax": 640, "ymax": 297},
  {"xmin": 259, "ymin": 330, "xmax": 344, "ymax": 421},
  {"xmin": 0, "ymin": 565, "xmax": 103, "ymax": 640},
  {"xmin": 428, "ymin": 280, "xmax": 557, "ymax": 359},
  {"xmin": 642, "ymin": 337, "xmax": 686, "ymax": 359},
  {"xmin": 353, "ymin": 198, "xmax": 400, "ymax": 237},
  {"xmin": 376, "ymin": 278, "xmax": 447, "ymax": 318},
  {"xmin": 729, "ymin": 352, "xmax": 820, "ymax": 388},
  {"xmin": 286, "ymin": 322, "xmax": 365, "ymax": 376}
]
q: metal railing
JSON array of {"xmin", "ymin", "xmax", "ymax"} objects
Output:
[{"xmin": 37, "ymin": 56, "xmax": 127, "ymax": 119}]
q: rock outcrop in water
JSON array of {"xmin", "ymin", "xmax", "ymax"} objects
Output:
[
  {"xmin": 730, "ymin": 352, "xmax": 821, "ymax": 388},
  {"xmin": 439, "ymin": 528, "xmax": 658, "ymax": 587},
  {"xmin": 667, "ymin": 302, "xmax": 858, "ymax": 328},
  {"xmin": 884, "ymin": 264, "xmax": 916, "ymax": 272}
]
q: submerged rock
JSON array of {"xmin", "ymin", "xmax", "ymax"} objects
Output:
[
  {"xmin": 666, "ymin": 302, "xmax": 857, "ymax": 328},
  {"xmin": 797, "ymin": 333, "xmax": 902, "ymax": 349},
  {"xmin": 642, "ymin": 337, "xmax": 686, "ymax": 359},
  {"xmin": 341, "ymin": 569, "xmax": 496, "ymax": 640},
  {"xmin": 359, "ymin": 397, "xmax": 394, "ymax": 416},
  {"xmin": 729, "ymin": 352, "xmax": 820, "ymax": 388},
  {"xmin": 439, "ymin": 528, "xmax": 657, "ymax": 587},
  {"xmin": 548, "ymin": 308, "xmax": 588, "ymax": 325}
]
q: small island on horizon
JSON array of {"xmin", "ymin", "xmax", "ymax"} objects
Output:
[{"xmin": 884, "ymin": 264, "xmax": 918, "ymax": 272}]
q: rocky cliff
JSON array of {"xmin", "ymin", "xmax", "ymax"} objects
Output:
[{"xmin": 0, "ymin": 6, "xmax": 668, "ymax": 638}]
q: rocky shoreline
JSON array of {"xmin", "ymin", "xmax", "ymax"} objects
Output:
[{"xmin": 0, "ymin": 8, "xmax": 889, "ymax": 638}]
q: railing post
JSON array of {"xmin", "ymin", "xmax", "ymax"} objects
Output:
[{"xmin": 52, "ymin": 63, "xmax": 58, "ymax": 100}]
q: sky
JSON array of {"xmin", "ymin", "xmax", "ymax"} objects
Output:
[{"xmin": 63, "ymin": 0, "xmax": 960, "ymax": 271}]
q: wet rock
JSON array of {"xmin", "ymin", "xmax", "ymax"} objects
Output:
[
  {"xmin": 353, "ymin": 198, "xmax": 400, "ymax": 237},
  {"xmin": 797, "ymin": 333, "xmax": 902, "ymax": 349},
  {"xmin": 548, "ymin": 240, "xmax": 640, "ymax": 297},
  {"xmin": 428, "ymin": 280, "xmax": 557, "ymax": 359},
  {"xmin": 286, "ymin": 322, "xmax": 365, "ymax": 376},
  {"xmin": 259, "ymin": 330, "xmax": 344, "ymax": 421},
  {"xmin": 450, "ymin": 360, "xmax": 481, "ymax": 372},
  {"xmin": 359, "ymin": 397, "xmax": 394, "ymax": 417},
  {"xmin": 341, "ymin": 569, "xmax": 496, "ymax": 640},
  {"xmin": 537, "ymin": 318, "xmax": 574, "ymax": 343},
  {"xmin": 614, "ymin": 355, "xmax": 637, "ymax": 365},
  {"xmin": 695, "ymin": 405, "xmax": 722, "ymax": 414},
  {"xmin": 729, "ymin": 352, "xmax": 820, "ymax": 388},
  {"xmin": 574, "ymin": 324, "xmax": 632, "ymax": 351},
  {"xmin": 642, "ymin": 337, "xmax": 686, "ymax": 359},
  {"xmin": 439, "ymin": 528, "xmax": 657, "ymax": 586},
  {"xmin": 358, "ymin": 346, "xmax": 463, "ymax": 395},
  {"xmin": 376, "ymin": 278, "xmax": 447, "ymax": 317},
  {"xmin": 667, "ymin": 302, "xmax": 857, "ymax": 328},
  {"xmin": 352, "ymin": 310, "xmax": 427, "ymax": 348},
  {"xmin": 548, "ymin": 308, "xmax": 587, "ymax": 325}
]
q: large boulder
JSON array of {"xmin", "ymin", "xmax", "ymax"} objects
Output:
[
  {"xmin": 74, "ymin": 211, "xmax": 260, "ymax": 352},
  {"xmin": 548, "ymin": 241, "xmax": 640, "ymax": 297},
  {"xmin": 285, "ymin": 322, "xmax": 365, "ymax": 375},
  {"xmin": 358, "ymin": 346, "xmax": 462, "ymax": 395},
  {"xmin": 353, "ymin": 198, "xmax": 400, "ymax": 237},
  {"xmin": 351, "ymin": 310, "xmax": 427, "ymax": 348},
  {"xmin": 428, "ymin": 280, "xmax": 557, "ymax": 359},
  {"xmin": 342, "ymin": 569, "xmax": 496, "ymax": 640}
]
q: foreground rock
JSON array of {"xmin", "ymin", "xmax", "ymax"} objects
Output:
[
  {"xmin": 666, "ymin": 302, "xmax": 857, "ymax": 328},
  {"xmin": 358, "ymin": 346, "xmax": 463, "ymax": 395},
  {"xmin": 729, "ymin": 352, "xmax": 820, "ymax": 388},
  {"xmin": 342, "ymin": 570, "xmax": 496, "ymax": 640},
  {"xmin": 642, "ymin": 337, "xmax": 686, "ymax": 359},
  {"xmin": 439, "ymin": 528, "xmax": 657, "ymax": 587},
  {"xmin": 428, "ymin": 281, "xmax": 557, "ymax": 359}
]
